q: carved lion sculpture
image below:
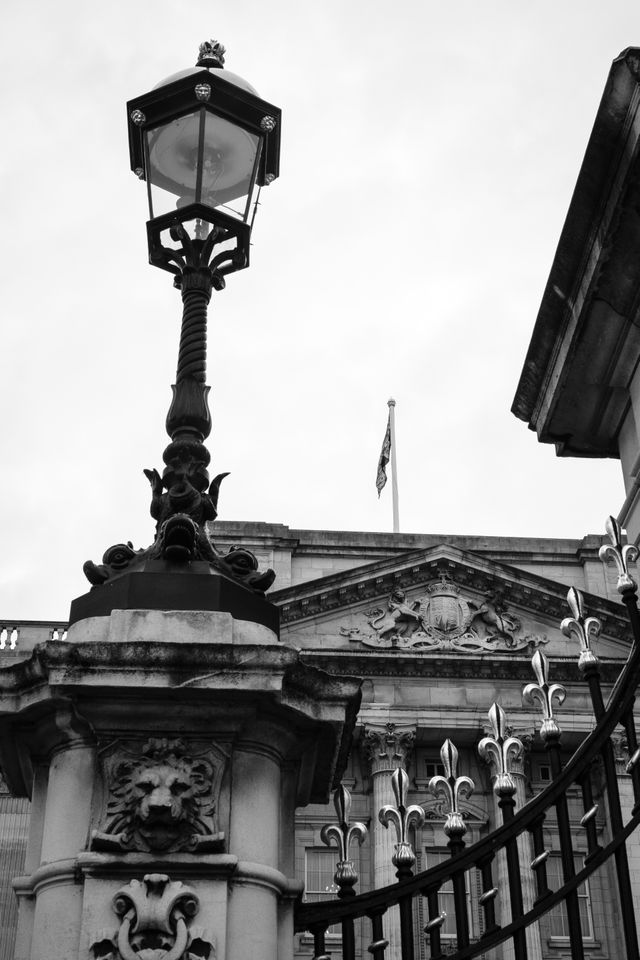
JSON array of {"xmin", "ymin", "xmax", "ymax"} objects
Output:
[{"xmin": 92, "ymin": 739, "xmax": 225, "ymax": 853}]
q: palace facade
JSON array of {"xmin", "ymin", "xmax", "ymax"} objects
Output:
[{"xmin": 1, "ymin": 522, "xmax": 634, "ymax": 959}]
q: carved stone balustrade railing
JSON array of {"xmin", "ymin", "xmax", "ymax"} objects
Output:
[{"xmin": 0, "ymin": 620, "xmax": 68, "ymax": 655}]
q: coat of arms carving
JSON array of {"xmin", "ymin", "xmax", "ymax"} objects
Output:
[{"xmin": 340, "ymin": 576, "xmax": 547, "ymax": 653}]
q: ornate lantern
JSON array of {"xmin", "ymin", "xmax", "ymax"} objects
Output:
[
  {"xmin": 127, "ymin": 40, "xmax": 281, "ymax": 285},
  {"xmin": 75, "ymin": 40, "xmax": 281, "ymax": 622}
]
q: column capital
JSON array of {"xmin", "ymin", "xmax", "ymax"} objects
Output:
[
  {"xmin": 509, "ymin": 726, "xmax": 535, "ymax": 781},
  {"xmin": 361, "ymin": 722, "xmax": 416, "ymax": 776}
]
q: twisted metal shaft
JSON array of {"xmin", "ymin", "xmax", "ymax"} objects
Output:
[{"xmin": 177, "ymin": 286, "xmax": 209, "ymax": 384}]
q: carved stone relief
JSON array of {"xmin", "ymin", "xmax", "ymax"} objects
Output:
[
  {"xmin": 89, "ymin": 873, "xmax": 215, "ymax": 960},
  {"xmin": 340, "ymin": 576, "xmax": 548, "ymax": 653},
  {"xmin": 421, "ymin": 794, "xmax": 489, "ymax": 826},
  {"xmin": 92, "ymin": 738, "xmax": 226, "ymax": 854},
  {"xmin": 611, "ymin": 732, "xmax": 630, "ymax": 772}
]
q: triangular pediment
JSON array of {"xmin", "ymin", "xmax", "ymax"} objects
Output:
[{"xmin": 271, "ymin": 544, "xmax": 631, "ymax": 664}]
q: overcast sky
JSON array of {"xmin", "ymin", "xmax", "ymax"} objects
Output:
[{"xmin": 1, "ymin": 1, "xmax": 638, "ymax": 620}]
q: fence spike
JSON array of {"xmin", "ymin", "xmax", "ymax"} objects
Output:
[{"xmin": 599, "ymin": 516, "xmax": 638, "ymax": 594}]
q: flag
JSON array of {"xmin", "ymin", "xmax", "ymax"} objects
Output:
[{"xmin": 376, "ymin": 413, "xmax": 391, "ymax": 496}]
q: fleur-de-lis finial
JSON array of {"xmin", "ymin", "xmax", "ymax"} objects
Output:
[
  {"xmin": 560, "ymin": 587, "xmax": 601, "ymax": 673},
  {"xmin": 599, "ymin": 516, "xmax": 638, "ymax": 594},
  {"xmin": 379, "ymin": 767, "xmax": 425, "ymax": 875},
  {"xmin": 522, "ymin": 651, "xmax": 566, "ymax": 741},
  {"xmin": 320, "ymin": 784, "xmax": 367, "ymax": 896},
  {"xmin": 478, "ymin": 703, "xmax": 523, "ymax": 795},
  {"xmin": 429, "ymin": 739, "xmax": 474, "ymax": 838}
]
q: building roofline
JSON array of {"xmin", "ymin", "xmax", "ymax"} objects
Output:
[{"xmin": 512, "ymin": 47, "xmax": 640, "ymax": 452}]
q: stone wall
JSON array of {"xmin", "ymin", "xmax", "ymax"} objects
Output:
[{"xmin": 210, "ymin": 522, "xmax": 621, "ymax": 603}]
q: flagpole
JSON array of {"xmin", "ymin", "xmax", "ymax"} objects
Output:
[{"xmin": 388, "ymin": 397, "xmax": 400, "ymax": 533}]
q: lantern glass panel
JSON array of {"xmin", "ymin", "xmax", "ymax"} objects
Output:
[
  {"xmin": 145, "ymin": 109, "xmax": 261, "ymax": 223},
  {"xmin": 200, "ymin": 111, "xmax": 261, "ymax": 221},
  {"xmin": 146, "ymin": 111, "xmax": 202, "ymax": 217}
]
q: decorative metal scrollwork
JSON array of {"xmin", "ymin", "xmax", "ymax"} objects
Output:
[
  {"xmin": 478, "ymin": 703, "xmax": 523, "ymax": 795},
  {"xmin": 522, "ymin": 651, "xmax": 566, "ymax": 742},
  {"xmin": 428, "ymin": 739, "xmax": 474, "ymax": 838},
  {"xmin": 599, "ymin": 515, "xmax": 638, "ymax": 594},
  {"xmin": 379, "ymin": 767, "xmax": 425, "ymax": 875},
  {"xmin": 561, "ymin": 587, "xmax": 601, "ymax": 672}
]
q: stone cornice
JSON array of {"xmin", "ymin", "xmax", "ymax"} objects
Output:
[
  {"xmin": 512, "ymin": 47, "xmax": 640, "ymax": 455},
  {"xmin": 0, "ymin": 640, "xmax": 362, "ymax": 804},
  {"xmin": 273, "ymin": 545, "xmax": 631, "ymax": 643},
  {"xmin": 299, "ymin": 649, "xmax": 624, "ymax": 685}
]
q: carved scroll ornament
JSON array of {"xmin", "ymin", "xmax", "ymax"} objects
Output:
[
  {"xmin": 92, "ymin": 738, "xmax": 225, "ymax": 854},
  {"xmin": 90, "ymin": 874, "xmax": 215, "ymax": 960}
]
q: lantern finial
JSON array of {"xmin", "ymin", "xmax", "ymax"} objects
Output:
[{"xmin": 197, "ymin": 40, "xmax": 226, "ymax": 68}]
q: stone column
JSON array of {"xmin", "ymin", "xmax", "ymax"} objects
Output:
[
  {"xmin": 510, "ymin": 732, "xmax": 543, "ymax": 960},
  {"xmin": 610, "ymin": 735, "xmax": 640, "ymax": 928},
  {"xmin": 486, "ymin": 728, "xmax": 542, "ymax": 960},
  {"xmin": 362, "ymin": 722, "xmax": 416, "ymax": 958}
]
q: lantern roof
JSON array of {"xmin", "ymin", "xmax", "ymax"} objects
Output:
[
  {"xmin": 153, "ymin": 66, "xmax": 258, "ymax": 97},
  {"xmin": 126, "ymin": 62, "xmax": 281, "ymax": 190}
]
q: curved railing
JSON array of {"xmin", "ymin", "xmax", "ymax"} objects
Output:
[{"xmin": 294, "ymin": 518, "xmax": 640, "ymax": 960}]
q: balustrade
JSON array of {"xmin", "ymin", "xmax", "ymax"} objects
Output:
[{"xmin": 0, "ymin": 621, "xmax": 67, "ymax": 655}]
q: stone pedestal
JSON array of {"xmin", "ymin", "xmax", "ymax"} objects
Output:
[{"xmin": 0, "ymin": 607, "xmax": 360, "ymax": 960}]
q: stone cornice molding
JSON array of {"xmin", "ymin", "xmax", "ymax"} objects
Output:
[
  {"xmin": 362, "ymin": 722, "xmax": 416, "ymax": 775},
  {"xmin": 20, "ymin": 852, "xmax": 305, "ymax": 900},
  {"xmin": 0, "ymin": 640, "xmax": 361, "ymax": 805},
  {"xmin": 12, "ymin": 858, "xmax": 79, "ymax": 899},
  {"xmin": 300, "ymin": 649, "xmax": 625, "ymax": 685},
  {"xmin": 511, "ymin": 48, "xmax": 640, "ymax": 455},
  {"xmin": 273, "ymin": 546, "xmax": 630, "ymax": 643}
]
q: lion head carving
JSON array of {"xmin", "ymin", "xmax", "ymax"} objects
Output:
[{"xmin": 92, "ymin": 738, "xmax": 225, "ymax": 853}]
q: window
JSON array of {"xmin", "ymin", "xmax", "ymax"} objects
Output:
[
  {"xmin": 425, "ymin": 759, "xmax": 446, "ymax": 779},
  {"xmin": 547, "ymin": 854, "xmax": 593, "ymax": 940},
  {"xmin": 305, "ymin": 848, "xmax": 340, "ymax": 901},
  {"xmin": 427, "ymin": 850, "xmax": 471, "ymax": 939},
  {"xmin": 304, "ymin": 848, "xmax": 342, "ymax": 937},
  {"xmin": 538, "ymin": 764, "xmax": 551, "ymax": 782},
  {"xmin": 0, "ymin": 795, "xmax": 30, "ymax": 960}
]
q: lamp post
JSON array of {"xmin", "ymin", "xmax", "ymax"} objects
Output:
[
  {"xmin": 0, "ymin": 43, "xmax": 362, "ymax": 960},
  {"xmin": 77, "ymin": 41, "xmax": 281, "ymax": 616}
]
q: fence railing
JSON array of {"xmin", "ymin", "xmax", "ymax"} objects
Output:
[{"xmin": 294, "ymin": 517, "xmax": 640, "ymax": 960}]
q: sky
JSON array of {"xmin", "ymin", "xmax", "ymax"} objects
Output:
[{"xmin": 1, "ymin": 1, "xmax": 638, "ymax": 620}]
